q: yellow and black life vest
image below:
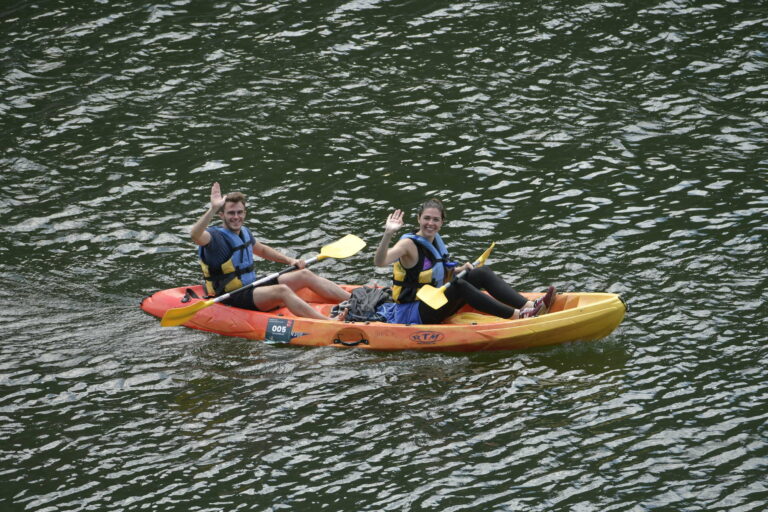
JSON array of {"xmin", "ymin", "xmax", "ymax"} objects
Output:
[
  {"xmin": 198, "ymin": 226, "xmax": 256, "ymax": 297},
  {"xmin": 392, "ymin": 233, "xmax": 451, "ymax": 303}
]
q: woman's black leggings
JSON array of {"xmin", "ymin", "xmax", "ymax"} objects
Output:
[{"xmin": 418, "ymin": 266, "xmax": 528, "ymax": 324}]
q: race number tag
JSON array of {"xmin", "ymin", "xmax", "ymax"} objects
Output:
[{"xmin": 265, "ymin": 318, "xmax": 294, "ymax": 344}]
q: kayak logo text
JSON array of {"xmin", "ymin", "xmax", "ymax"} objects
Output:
[{"xmin": 409, "ymin": 331, "xmax": 445, "ymax": 344}]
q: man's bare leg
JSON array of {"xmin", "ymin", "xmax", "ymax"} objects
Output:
[
  {"xmin": 251, "ymin": 284, "xmax": 329, "ymax": 320},
  {"xmin": 278, "ymin": 269, "xmax": 350, "ymax": 302}
]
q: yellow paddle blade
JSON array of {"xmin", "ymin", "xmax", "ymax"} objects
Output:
[
  {"xmin": 160, "ymin": 299, "xmax": 215, "ymax": 327},
  {"xmin": 476, "ymin": 241, "xmax": 496, "ymax": 267},
  {"xmin": 317, "ymin": 234, "xmax": 366, "ymax": 260},
  {"xmin": 416, "ymin": 284, "xmax": 449, "ymax": 310}
]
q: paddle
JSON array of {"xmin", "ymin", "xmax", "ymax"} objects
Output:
[
  {"xmin": 416, "ymin": 242, "xmax": 496, "ymax": 310},
  {"xmin": 160, "ymin": 234, "xmax": 366, "ymax": 327}
]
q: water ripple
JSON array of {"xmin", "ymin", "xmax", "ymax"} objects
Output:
[{"xmin": 2, "ymin": 0, "xmax": 767, "ymax": 511}]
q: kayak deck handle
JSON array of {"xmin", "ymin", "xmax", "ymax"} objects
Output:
[
  {"xmin": 333, "ymin": 327, "xmax": 369, "ymax": 347},
  {"xmin": 181, "ymin": 288, "xmax": 201, "ymax": 303}
]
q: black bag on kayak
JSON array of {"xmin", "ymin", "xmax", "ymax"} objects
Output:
[{"xmin": 332, "ymin": 285, "xmax": 393, "ymax": 322}]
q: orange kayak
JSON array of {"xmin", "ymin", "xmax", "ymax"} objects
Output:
[{"xmin": 141, "ymin": 285, "xmax": 626, "ymax": 351}]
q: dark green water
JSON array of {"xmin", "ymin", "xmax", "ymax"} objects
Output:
[{"xmin": 2, "ymin": 1, "xmax": 766, "ymax": 510}]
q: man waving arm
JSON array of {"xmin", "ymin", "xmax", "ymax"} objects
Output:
[{"xmin": 191, "ymin": 182, "xmax": 226, "ymax": 246}]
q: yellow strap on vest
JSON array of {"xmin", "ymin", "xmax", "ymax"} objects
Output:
[
  {"xmin": 392, "ymin": 260, "xmax": 435, "ymax": 303},
  {"xmin": 200, "ymin": 258, "xmax": 245, "ymax": 296}
]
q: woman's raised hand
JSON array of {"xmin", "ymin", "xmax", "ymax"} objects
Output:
[{"xmin": 385, "ymin": 209, "xmax": 405, "ymax": 234}]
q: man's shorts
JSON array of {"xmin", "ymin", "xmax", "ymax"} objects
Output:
[{"xmin": 221, "ymin": 277, "xmax": 279, "ymax": 311}]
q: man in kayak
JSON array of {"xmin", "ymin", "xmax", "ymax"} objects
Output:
[
  {"xmin": 191, "ymin": 182, "xmax": 350, "ymax": 320},
  {"xmin": 374, "ymin": 198, "xmax": 556, "ymax": 324}
]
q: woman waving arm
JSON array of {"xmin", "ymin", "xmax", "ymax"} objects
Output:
[{"xmin": 374, "ymin": 209, "xmax": 418, "ymax": 268}]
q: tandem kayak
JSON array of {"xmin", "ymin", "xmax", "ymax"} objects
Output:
[{"xmin": 141, "ymin": 285, "xmax": 626, "ymax": 351}]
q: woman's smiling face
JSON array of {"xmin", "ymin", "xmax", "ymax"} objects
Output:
[{"xmin": 418, "ymin": 207, "xmax": 443, "ymax": 238}]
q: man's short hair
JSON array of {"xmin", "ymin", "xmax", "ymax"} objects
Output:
[{"xmin": 225, "ymin": 192, "xmax": 246, "ymax": 208}]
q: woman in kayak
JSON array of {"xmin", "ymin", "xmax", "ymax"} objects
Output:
[{"xmin": 373, "ymin": 198, "xmax": 555, "ymax": 325}]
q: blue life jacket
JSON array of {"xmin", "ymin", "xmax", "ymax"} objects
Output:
[{"xmin": 199, "ymin": 226, "xmax": 256, "ymax": 296}]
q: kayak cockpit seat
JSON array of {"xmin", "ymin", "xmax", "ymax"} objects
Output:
[{"xmin": 444, "ymin": 312, "xmax": 504, "ymax": 324}]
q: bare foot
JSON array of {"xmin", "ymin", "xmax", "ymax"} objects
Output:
[{"xmin": 330, "ymin": 307, "xmax": 349, "ymax": 322}]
